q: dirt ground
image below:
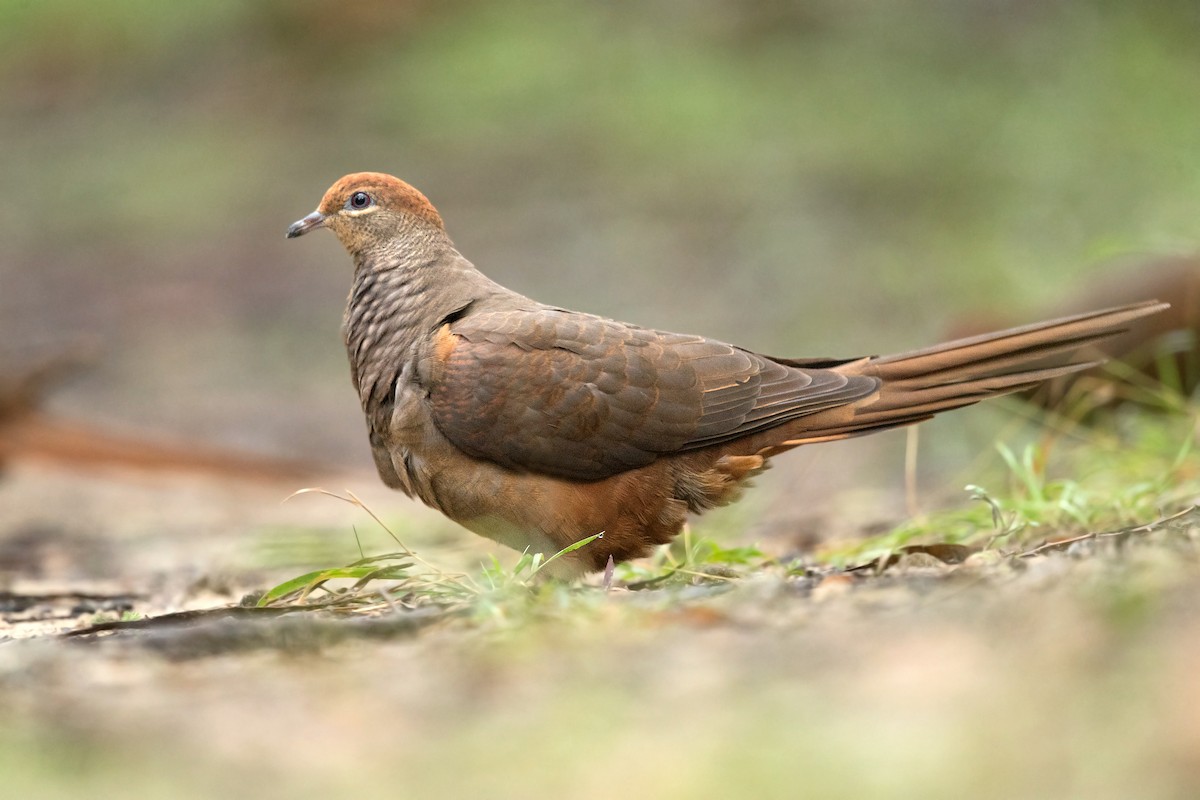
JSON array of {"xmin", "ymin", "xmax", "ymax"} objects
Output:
[{"xmin": 3, "ymin": 453, "xmax": 1200, "ymax": 799}]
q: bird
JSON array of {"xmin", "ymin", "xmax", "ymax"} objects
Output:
[{"xmin": 287, "ymin": 172, "xmax": 1168, "ymax": 577}]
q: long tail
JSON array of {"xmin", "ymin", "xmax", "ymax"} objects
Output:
[{"xmin": 773, "ymin": 299, "xmax": 1169, "ymax": 447}]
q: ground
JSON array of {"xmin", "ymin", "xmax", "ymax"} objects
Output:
[{"xmin": 3, "ymin": 419, "xmax": 1199, "ymax": 799}]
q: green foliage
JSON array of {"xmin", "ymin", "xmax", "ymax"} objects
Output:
[
  {"xmin": 256, "ymin": 554, "xmax": 415, "ymax": 607},
  {"xmin": 4, "ymin": 1, "xmax": 1199, "ymax": 338},
  {"xmin": 828, "ymin": 387, "xmax": 1200, "ymax": 566},
  {"xmin": 614, "ymin": 527, "xmax": 772, "ymax": 587},
  {"xmin": 257, "ymin": 485, "xmax": 780, "ymax": 627},
  {"xmin": 256, "ymin": 490, "xmax": 613, "ymax": 625}
]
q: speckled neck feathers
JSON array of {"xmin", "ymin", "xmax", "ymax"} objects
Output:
[{"xmin": 342, "ymin": 245, "xmax": 521, "ymax": 426}]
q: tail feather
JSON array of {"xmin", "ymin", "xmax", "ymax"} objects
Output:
[
  {"xmin": 868, "ymin": 361, "xmax": 1106, "ymax": 413},
  {"xmin": 894, "ymin": 333, "xmax": 1108, "ymax": 386},
  {"xmin": 767, "ymin": 300, "xmax": 1169, "ymax": 450},
  {"xmin": 768, "ymin": 415, "xmax": 934, "ymax": 454},
  {"xmin": 870, "ymin": 300, "xmax": 1166, "ymax": 381}
]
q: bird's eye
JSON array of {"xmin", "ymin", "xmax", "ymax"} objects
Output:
[{"xmin": 348, "ymin": 191, "xmax": 372, "ymax": 210}]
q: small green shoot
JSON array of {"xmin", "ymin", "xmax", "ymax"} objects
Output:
[{"xmin": 259, "ymin": 491, "xmax": 608, "ymax": 622}]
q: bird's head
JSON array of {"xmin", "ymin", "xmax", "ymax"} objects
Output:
[{"xmin": 286, "ymin": 172, "xmax": 445, "ymax": 261}]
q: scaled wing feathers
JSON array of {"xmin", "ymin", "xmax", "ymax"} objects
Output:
[{"xmin": 426, "ymin": 309, "xmax": 878, "ymax": 480}]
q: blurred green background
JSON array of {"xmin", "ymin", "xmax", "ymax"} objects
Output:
[{"xmin": 2, "ymin": 0, "xmax": 1198, "ymax": 480}]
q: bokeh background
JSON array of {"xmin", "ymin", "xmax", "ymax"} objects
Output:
[
  {"xmin": 2, "ymin": 0, "xmax": 1199, "ymax": 561},
  {"xmin": 4, "ymin": 0, "xmax": 1197, "ymax": 445}
]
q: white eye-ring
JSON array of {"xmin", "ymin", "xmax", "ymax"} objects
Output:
[{"xmin": 348, "ymin": 191, "xmax": 373, "ymax": 210}]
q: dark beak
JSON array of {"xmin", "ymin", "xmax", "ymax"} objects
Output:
[{"xmin": 286, "ymin": 211, "xmax": 326, "ymax": 239}]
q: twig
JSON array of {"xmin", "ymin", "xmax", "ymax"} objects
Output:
[{"xmin": 1017, "ymin": 505, "xmax": 1199, "ymax": 558}]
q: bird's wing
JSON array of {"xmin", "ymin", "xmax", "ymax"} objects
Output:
[{"xmin": 423, "ymin": 308, "xmax": 879, "ymax": 481}]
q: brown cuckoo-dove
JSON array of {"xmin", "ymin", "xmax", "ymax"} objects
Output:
[{"xmin": 287, "ymin": 172, "xmax": 1167, "ymax": 576}]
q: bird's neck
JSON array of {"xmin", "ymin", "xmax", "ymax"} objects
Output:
[{"xmin": 342, "ymin": 245, "xmax": 510, "ymax": 415}]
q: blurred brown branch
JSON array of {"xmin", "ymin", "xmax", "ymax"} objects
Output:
[{"xmin": 0, "ymin": 348, "xmax": 328, "ymax": 485}]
